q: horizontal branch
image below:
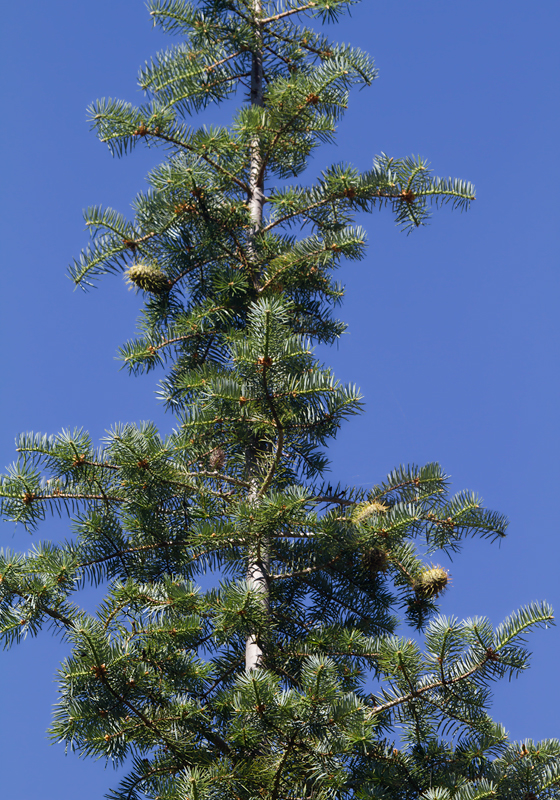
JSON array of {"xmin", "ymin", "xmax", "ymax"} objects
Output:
[
  {"xmin": 259, "ymin": 3, "xmax": 318, "ymax": 25},
  {"xmin": 2, "ymin": 585, "xmax": 75, "ymax": 629},
  {"xmin": 133, "ymin": 126, "xmax": 249, "ymax": 193},
  {"xmin": 369, "ymin": 654, "xmax": 494, "ymax": 717},
  {"xmin": 270, "ymin": 554, "xmax": 341, "ymax": 580}
]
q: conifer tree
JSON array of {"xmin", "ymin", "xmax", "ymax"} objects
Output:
[{"xmin": 1, "ymin": 2, "xmax": 558, "ymax": 799}]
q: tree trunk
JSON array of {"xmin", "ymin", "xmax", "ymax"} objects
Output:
[{"xmin": 245, "ymin": 0, "xmax": 269, "ymax": 673}]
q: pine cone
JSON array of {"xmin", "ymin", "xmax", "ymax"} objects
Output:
[
  {"xmin": 414, "ymin": 566, "xmax": 449, "ymax": 599},
  {"xmin": 126, "ymin": 264, "xmax": 169, "ymax": 294},
  {"xmin": 362, "ymin": 547, "xmax": 389, "ymax": 573},
  {"xmin": 208, "ymin": 447, "xmax": 226, "ymax": 471}
]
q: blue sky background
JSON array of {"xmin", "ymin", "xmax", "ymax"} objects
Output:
[{"xmin": 1, "ymin": 1, "xmax": 559, "ymax": 797}]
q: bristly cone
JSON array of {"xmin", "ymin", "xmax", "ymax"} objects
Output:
[
  {"xmin": 414, "ymin": 566, "xmax": 450, "ymax": 599},
  {"xmin": 362, "ymin": 547, "xmax": 390, "ymax": 574},
  {"xmin": 208, "ymin": 447, "xmax": 226, "ymax": 471},
  {"xmin": 126, "ymin": 263, "xmax": 169, "ymax": 294},
  {"xmin": 353, "ymin": 501, "xmax": 390, "ymax": 523}
]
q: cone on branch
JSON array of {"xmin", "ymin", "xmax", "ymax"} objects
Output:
[
  {"xmin": 125, "ymin": 263, "xmax": 169, "ymax": 294},
  {"xmin": 362, "ymin": 547, "xmax": 390, "ymax": 574},
  {"xmin": 208, "ymin": 446, "xmax": 226, "ymax": 471},
  {"xmin": 414, "ymin": 565, "xmax": 450, "ymax": 598}
]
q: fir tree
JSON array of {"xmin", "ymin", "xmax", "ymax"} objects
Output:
[{"xmin": 1, "ymin": 2, "xmax": 558, "ymax": 799}]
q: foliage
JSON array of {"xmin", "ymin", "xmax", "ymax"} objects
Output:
[{"xmin": 1, "ymin": 2, "xmax": 557, "ymax": 799}]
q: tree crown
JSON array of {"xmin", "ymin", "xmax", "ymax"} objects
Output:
[{"xmin": 1, "ymin": 3, "xmax": 557, "ymax": 800}]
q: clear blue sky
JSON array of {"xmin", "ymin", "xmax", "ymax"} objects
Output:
[{"xmin": 1, "ymin": 1, "xmax": 559, "ymax": 797}]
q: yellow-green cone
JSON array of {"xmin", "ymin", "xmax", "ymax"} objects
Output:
[
  {"xmin": 126, "ymin": 263, "xmax": 169, "ymax": 294},
  {"xmin": 414, "ymin": 566, "xmax": 449, "ymax": 598}
]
